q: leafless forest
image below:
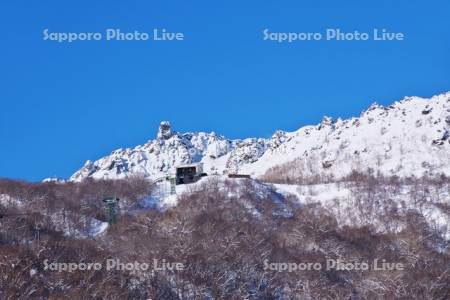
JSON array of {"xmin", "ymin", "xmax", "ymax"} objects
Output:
[{"xmin": 0, "ymin": 172, "xmax": 449, "ymax": 299}]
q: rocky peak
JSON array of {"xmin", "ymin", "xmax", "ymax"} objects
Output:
[
  {"xmin": 69, "ymin": 91, "xmax": 450, "ymax": 182},
  {"xmin": 157, "ymin": 121, "xmax": 173, "ymax": 139},
  {"xmin": 318, "ymin": 116, "xmax": 335, "ymax": 130},
  {"xmin": 321, "ymin": 116, "xmax": 334, "ymax": 125}
]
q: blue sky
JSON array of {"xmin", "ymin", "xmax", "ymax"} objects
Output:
[{"xmin": 0, "ymin": 0, "xmax": 449, "ymax": 181}]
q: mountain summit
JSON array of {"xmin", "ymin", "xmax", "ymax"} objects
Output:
[
  {"xmin": 70, "ymin": 92, "xmax": 450, "ymax": 182},
  {"xmin": 157, "ymin": 121, "xmax": 173, "ymax": 140}
]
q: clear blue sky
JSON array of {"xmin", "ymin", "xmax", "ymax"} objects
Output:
[{"xmin": 0, "ymin": 0, "xmax": 449, "ymax": 181}]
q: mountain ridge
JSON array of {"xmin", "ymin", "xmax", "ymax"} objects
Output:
[{"xmin": 69, "ymin": 91, "xmax": 450, "ymax": 182}]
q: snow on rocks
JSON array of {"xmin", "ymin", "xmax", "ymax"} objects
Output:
[
  {"xmin": 242, "ymin": 91, "xmax": 450, "ymax": 179},
  {"xmin": 157, "ymin": 121, "xmax": 173, "ymax": 139},
  {"xmin": 70, "ymin": 91, "xmax": 450, "ymax": 182}
]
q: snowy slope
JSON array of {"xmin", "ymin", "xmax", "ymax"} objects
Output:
[
  {"xmin": 70, "ymin": 121, "xmax": 282, "ymax": 181},
  {"xmin": 243, "ymin": 91, "xmax": 450, "ymax": 179},
  {"xmin": 274, "ymin": 182, "xmax": 450, "ymax": 241},
  {"xmin": 71, "ymin": 122, "xmax": 236, "ymax": 181},
  {"xmin": 70, "ymin": 92, "xmax": 450, "ymax": 181}
]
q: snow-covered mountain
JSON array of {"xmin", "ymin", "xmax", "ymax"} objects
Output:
[
  {"xmin": 70, "ymin": 92, "xmax": 450, "ymax": 181},
  {"xmin": 70, "ymin": 121, "xmax": 280, "ymax": 181},
  {"xmin": 246, "ymin": 91, "xmax": 450, "ymax": 179}
]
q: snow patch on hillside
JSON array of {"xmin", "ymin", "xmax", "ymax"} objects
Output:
[{"xmin": 275, "ymin": 182, "xmax": 450, "ymax": 241}]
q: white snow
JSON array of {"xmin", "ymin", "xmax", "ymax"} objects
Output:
[
  {"xmin": 0, "ymin": 194, "xmax": 23, "ymax": 208},
  {"xmin": 274, "ymin": 182, "xmax": 450, "ymax": 241},
  {"xmin": 242, "ymin": 92, "xmax": 450, "ymax": 179},
  {"xmin": 69, "ymin": 92, "xmax": 450, "ymax": 183},
  {"xmin": 89, "ymin": 219, "xmax": 109, "ymax": 236}
]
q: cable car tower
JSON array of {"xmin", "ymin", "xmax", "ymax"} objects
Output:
[{"xmin": 102, "ymin": 196, "xmax": 120, "ymax": 225}]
